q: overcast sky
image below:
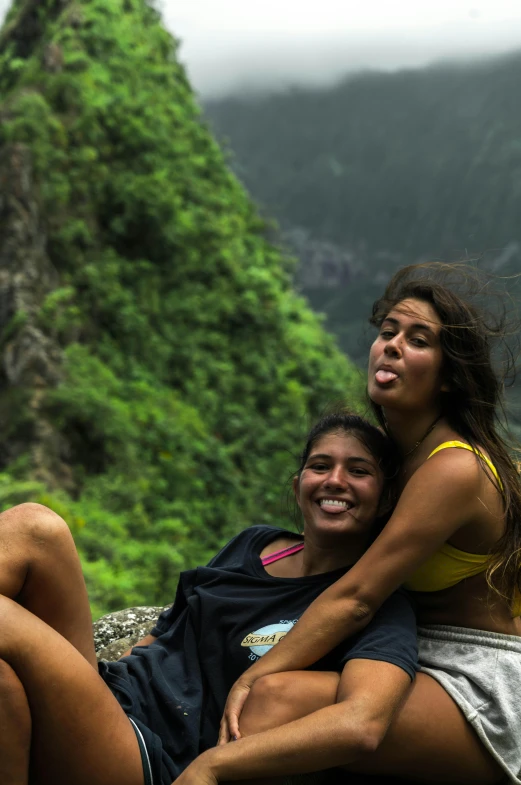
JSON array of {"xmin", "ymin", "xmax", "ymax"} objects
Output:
[{"xmin": 2, "ymin": 0, "xmax": 521, "ymax": 95}]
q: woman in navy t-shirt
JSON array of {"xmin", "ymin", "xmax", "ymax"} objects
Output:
[{"xmin": 0, "ymin": 412, "xmax": 417, "ymax": 785}]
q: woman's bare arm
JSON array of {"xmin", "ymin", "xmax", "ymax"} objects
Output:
[
  {"xmin": 178, "ymin": 659, "xmax": 411, "ymax": 784},
  {"xmin": 220, "ymin": 449, "xmax": 487, "ymax": 739}
]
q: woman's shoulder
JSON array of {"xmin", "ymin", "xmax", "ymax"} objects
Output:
[
  {"xmin": 207, "ymin": 525, "xmax": 300, "ymax": 568},
  {"xmin": 424, "ymin": 438, "xmax": 500, "ymax": 489},
  {"xmin": 259, "ymin": 531, "xmax": 304, "ymax": 561}
]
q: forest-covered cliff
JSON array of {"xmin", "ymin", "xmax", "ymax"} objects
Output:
[{"xmin": 0, "ymin": 0, "xmax": 362, "ymax": 617}]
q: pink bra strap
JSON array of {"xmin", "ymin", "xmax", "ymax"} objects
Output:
[{"xmin": 261, "ymin": 542, "xmax": 304, "ymax": 565}]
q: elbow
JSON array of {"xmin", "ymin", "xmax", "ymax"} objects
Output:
[
  {"xmin": 337, "ymin": 594, "xmax": 374, "ymax": 632},
  {"xmin": 339, "ymin": 719, "xmax": 387, "ymax": 760},
  {"xmin": 320, "ymin": 574, "xmax": 377, "ymax": 629},
  {"xmin": 351, "ymin": 597, "xmax": 373, "ymax": 624},
  {"xmin": 327, "ymin": 585, "xmax": 374, "ymax": 623},
  {"xmin": 357, "ymin": 721, "xmax": 387, "ymax": 756}
]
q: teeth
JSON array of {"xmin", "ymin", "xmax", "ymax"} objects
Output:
[{"xmin": 319, "ymin": 499, "xmax": 352, "ymax": 509}]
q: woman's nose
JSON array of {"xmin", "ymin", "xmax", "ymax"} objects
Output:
[
  {"xmin": 384, "ymin": 335, "xmax": 402, "ymax": 357},
  {"xmin": 325, "ymin": 467, "xmax": 349, "ymax": 488}
]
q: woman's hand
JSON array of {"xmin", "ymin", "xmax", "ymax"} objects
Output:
[
  {"xmin": 173, "ymin": 753, "xmax": 219, "ymax": 785},
  {"xmin": 218, "ymin": 674, "xmax": 255, "ymax": 743}
]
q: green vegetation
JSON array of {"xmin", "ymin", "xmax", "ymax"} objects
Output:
[{"xmin": 0, "ymin": 0, "xmax": 362, "ymax": 618}]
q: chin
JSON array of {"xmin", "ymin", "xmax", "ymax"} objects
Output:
[
  {"xmin": 368, "ymin": 384, "xmax": 393, "ymax": 406},
  {"xmin": 313, "ymin": 514, "xmax": 366, "ymax": 537}
]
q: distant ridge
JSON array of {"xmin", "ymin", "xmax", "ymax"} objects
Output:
[{"xmin": 205, "ymin": 49, "xmax": 521, "ymax": 260}]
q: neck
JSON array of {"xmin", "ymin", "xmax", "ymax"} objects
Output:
[
  {"xmin": 299, "ymin": 531, "xmax": 370, "ymax": 576},
  {"xmin": 382, "ymin": 407, "xmax": 443, "ymax": 456}
]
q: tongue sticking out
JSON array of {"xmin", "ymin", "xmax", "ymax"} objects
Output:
[
  {"xmin": 320, "ymin": 502, "xmax": 348, "ymax": 514},
  {"xmin": 376, "ymin": 370, "xmax": 398, "ymax": 384}
]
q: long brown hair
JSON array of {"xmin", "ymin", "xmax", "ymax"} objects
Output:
[{"xmin": 369, "ymin": 262, "xmax": 521, "ymax": 604}]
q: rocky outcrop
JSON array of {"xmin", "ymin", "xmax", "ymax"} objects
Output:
[
  {"xmin": 93, "ymin": 605, "xmax": 169, "ymax": 661},
  {"xmin": 0, "ymin": 144, "xmax": 61, "ymax": 383},
  {"xmin": 0, "ymin": 143, "xmax": 67, "ymax": 484}
]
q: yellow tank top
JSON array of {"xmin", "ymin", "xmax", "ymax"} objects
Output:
[{"xmin": 403, "ymin": 441, "xmax": 521, "ymax": 617}]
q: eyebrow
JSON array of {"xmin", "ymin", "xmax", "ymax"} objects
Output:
[
  {"xmin": 382, "ymin": 316, "xmax": 436, "ymax": 335},
  {"xmin": 307, "ymin": 453, "xmax": 375, "ymax": 466}
]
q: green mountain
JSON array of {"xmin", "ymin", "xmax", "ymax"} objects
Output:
[
  {"xmin": 0, "ymin": 0, "xmax": 362, "ymax": 617},
  {"xmin": 205, "ymin": 53, "xmax": 521, "ymax": 261}
]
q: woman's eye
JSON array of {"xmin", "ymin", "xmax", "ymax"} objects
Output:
[
  {"xmin": 411, "ymin": 338, "xmax": 428, "ymax": 347},
  {"xmin": 380, "ymin": 330, "xmax": 395, "ymax": 339},
  {"xmin": 310, "ymin": 463, "xmax": 329, "ymax": 472},
  {"xmin": 350, "ymin": 468, "xmax": 369, "ymax": 476}
]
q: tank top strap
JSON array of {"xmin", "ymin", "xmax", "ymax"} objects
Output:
[
  {"xmin": 427, "ymin": 440, "xmax": 502, "ymax": 487},
  {"xmin": 261, "ymin": 542, "xmax": 304, "ymax": 566}
]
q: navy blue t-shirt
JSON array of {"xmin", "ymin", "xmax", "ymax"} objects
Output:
[{"xmin": 100, "ymin": 525, "xmax": 418, "ymax": 783}]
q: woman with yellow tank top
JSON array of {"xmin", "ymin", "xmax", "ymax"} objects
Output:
[{"xmin": 209, "ymin": 263, "xmax": 521, "ymax": 785}]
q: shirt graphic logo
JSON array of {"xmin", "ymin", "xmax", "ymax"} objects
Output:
[{"xmin": 241, "ymin": 620, "xmax": 297, "ymax": 659}]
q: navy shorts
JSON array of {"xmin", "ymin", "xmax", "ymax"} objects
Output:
[
  {"xmin": 129, "ymin": 717, "xmax": 154, "ymax": 785},
  {"xmin": 99, "ymin": 663, "xmax": 178, "ymax": 785}
]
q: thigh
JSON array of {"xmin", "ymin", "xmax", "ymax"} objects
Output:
[
  {"xmin": 0, "ymin": 659, "xmax": 31, "ymax": 784},
  {"xmin": 0, "ymin": 503, "xmax": 96, "ymax": 666},
  {"xmin": 349, "ymin": 673, "xmax": 502, "ymax": 785},
  {"xmin": 0, "ymin": 597, "xmax": 145, "ymax": 785}
]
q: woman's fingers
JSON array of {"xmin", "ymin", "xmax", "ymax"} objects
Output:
[
  {"xmin": 217, "ymin": 714, "xmax": 230, "ymax": 745},
  {"xmin": 221, "ymin": 680, "xmax": 252, "ymax": 742}
]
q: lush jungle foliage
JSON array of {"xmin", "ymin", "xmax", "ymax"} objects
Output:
[
  {"xmin": 0, "ymin": 0, "xmax": 362, "ymax": 617},
  {"xmin": 206, "ymin": 54, "xmax": 521, "ymax": 261}
]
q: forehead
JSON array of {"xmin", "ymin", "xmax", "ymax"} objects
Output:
[
  {"xmin": 311, "ymin": 432, "xmax": 377, "ymax": 463},
  {"xmin": 385, "ymin": 297, "xmax": 442, "ymax": 332}
]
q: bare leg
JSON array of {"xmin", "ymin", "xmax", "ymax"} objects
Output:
[
  {"xmin": 0, "ymin": 503, "xmax": 96, "ymax": 666},
  {"xmin": 239, "ymin": 672, "xmax": 502, "ymax": 785},
  {"xmin": 0, "ymin": 660, "xmax": 31, "ymax": 785},
  {"xmin": 0, "ymin": 596, "xmax": 145, "ymax": 785},
  {"xmin": 350, "ymin": 672, "xmax": 502, "ymax": 785},
  {"xmin": 240, "ymin": 671, "xmax": 339, "ymax": 736},
  {"xmin": 236, "ymin": 673, "xmax": 340, "ymax": 785}
]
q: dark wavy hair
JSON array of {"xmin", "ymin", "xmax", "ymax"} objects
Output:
[
  {"xmin": 369, "ymin": 262, "xmax": 521, "ymax": 604},
  {"xmin": 295, "ymin": 410, "xmax": 398, "ymax": 531}
]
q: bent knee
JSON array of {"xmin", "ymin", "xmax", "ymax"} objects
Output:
[
  {"xmin": 242, "ymin": 671, "xmax": 339, "ymax": 735},
  {"xmin": 1, "ymin": 502, "xmax": 66, "ymax": 534},
  {"xmin": 248, "ymin": 672, "xmax": 303, "ymax": 709},
  {"xmin": 6, "ymin": 503, "xmax": 70, "ymax": 548},
  {"xmin": 241, "ymin": 674, "xmax": 300, "ymax": 734},
  {"xmin": 249, "ymin": 671, "xmax": 339, "ymax": 706}
]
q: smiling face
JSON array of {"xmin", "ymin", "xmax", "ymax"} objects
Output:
[
  {"xmin": 294, "ymin": 431, "xmax": 384, "ymax": 543},
  {"xmin": 368, "ymin": 297, "xmax": 447, "ymax": 414}
]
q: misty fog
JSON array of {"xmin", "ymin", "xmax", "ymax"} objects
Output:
[{"xmin": 2, "ymin": 1, "xmax": 521, "ymax": 95}]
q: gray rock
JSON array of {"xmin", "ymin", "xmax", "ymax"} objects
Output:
[
  {"xmin": 0, "ymin": 142, "xmax": 68, "ymax": 490},
  {"xmin": 93, "ymin": 605, "xmax": 170, "ymax": 661}
]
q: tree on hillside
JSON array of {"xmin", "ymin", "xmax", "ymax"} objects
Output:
[{"xmin": 0, "ymin": 0, "xmax": 362, "ymax": 616}]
